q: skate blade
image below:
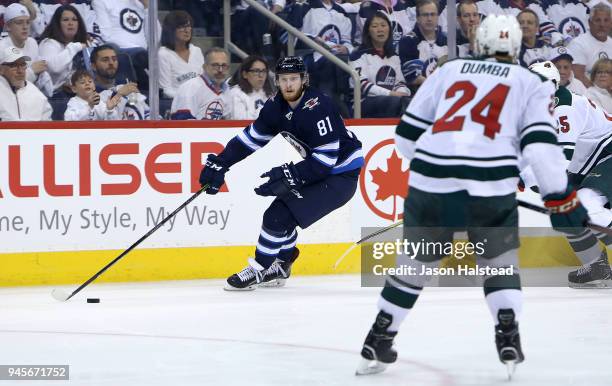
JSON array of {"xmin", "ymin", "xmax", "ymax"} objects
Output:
[
  {"xmin": 223, "ymin": 282, "xmax": 258, "ymax": 291},
  {"xmin": 259, "ymin": 279, "xmax": 287, "ymax": 288},
  {"xmin": 355, "ymin": 358, "xmax": 388, "ymax": 376},
  {"xmin": 569, "ymin": 279, "xmax": 612, "ymax": 289},
  {"xmin": 505, "ymin": 360, "xmax": 517, "ymax": 380}
]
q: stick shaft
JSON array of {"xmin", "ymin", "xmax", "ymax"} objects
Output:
[{"xmin": 63, "ymin": 186, "xmax": 207, "ymax": 301}]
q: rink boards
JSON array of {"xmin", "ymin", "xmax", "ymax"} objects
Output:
[{"xmin": 0, "ymin": 120, "xmax": 584, "ymax": 286}]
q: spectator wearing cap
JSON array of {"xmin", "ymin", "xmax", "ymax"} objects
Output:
[
  {"xmin": 0, "ymin": 46, "xmax": 52, "ymax": 120},
  {"xmin": 586, "ymin": 58, "xmax": 612, "ymax": 112},
  {"xmin": 568, "ymin": 2, "xmax": 612, "ymax": 88},
  {"xmin": 549, "ymin": 46, "xmax": 587, "ymax": 95},
  {"xmin": 0, "ymin": 3, "xmax": 52, "ymax": 95}
]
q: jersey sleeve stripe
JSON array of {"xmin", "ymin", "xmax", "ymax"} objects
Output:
[
  {"xmin": 314, "ymin": 141, "xmax": 340, "ymax": 152},
  {"xmin": 410, "ymin": 158, "xmax": 519, "ymax": 181},
  {"xmin": 405, "ymin": 112, "xmax": 433, "ymax": 126},
  {"xmin": 248, "ymin": 123, "xmax": 274, "ymax": 141},
  {"xmin": 519, "ymin": 131, "xmax": 558, "ymax": 151},
  {"xmin": 237, "ymin": 130, "xmax": 262, "ymax": 151},
  {"xmin": 313, "ymin": 152, "xmax": 338, "ymax": 167},
  {"xmin": 520, "ymin": 121, "xmax": 556, "ymax": 134},
  {"xmin": 396, "ymin": 120, "xmax": 426, "ymax": 141}
]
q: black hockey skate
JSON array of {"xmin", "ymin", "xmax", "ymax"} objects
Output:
[
  {"xmin": 260, "ymin": 248, "xmax": 300, "ymax": 288},
  {"xmin": 224, "ymin": 258, "xmax": 264, "ymax": 291},
  {"xmin": 356, "ymin": 310, "xmax": 398, "ymax": 376},
  {"xmin": 568, "ymin": 250, "xmax": 612, "ymax": 289},
  {"xmin": 495, "ymin": 308, "xmax": 524, "ymax": 380}
]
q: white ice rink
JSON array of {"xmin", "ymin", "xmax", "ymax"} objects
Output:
[{"xmin": 1, "ymin": 275, "xmax": 611, "ymax": 386}]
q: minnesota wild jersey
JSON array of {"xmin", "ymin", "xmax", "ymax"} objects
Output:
[{"xmin": 395, "ymin": 58, "xmax": 564, "ymax": 197}]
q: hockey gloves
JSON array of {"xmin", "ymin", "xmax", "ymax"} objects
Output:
[
  {"xmin": 543, "ymin": 185, "xmax": 588, "ymax": 235},
  {"xmin": 199, "ymin": 154, "xmax": 228, "ymax": 194},
  {"xmin": 255, "ymin": 162, "xmax": 304, "ymax": 197}
]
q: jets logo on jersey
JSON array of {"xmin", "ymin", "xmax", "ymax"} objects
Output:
[
  {"xmin": 424, "ymin": 57, "xmax": 439, "ymax": 77},
  {"xmin": 319, "ymin": 25, "xmax": 341, "ymax": 45},
  {"xmin": 281, "ymin": 132, "xmax": 309, "ymax": 158},
  {"xmin": 375, "ymin": 66, "xmax": 397, "ymax": 90},
  {"xmin": 205, "ymin": 101, "xmax": 224, "ymax": 120},
  {"xmin": 391, "ymin": 21, "xmax": 404, "ymax": 45},
  {"xmin": 302, "ymin": 97, "xmax": 320, "ymax": 111},
  {"xmin": 560, "ymin": 17, "xmax": 586, "ymax": 38},
  {"xmin": 285, "ymin": 111, "xmax": 293, "ymax": 120},
  {"xmin": 598, "ymin": 52, "xmax": 610, "ymax": 60},
  {"xmin": 120, "ymin": 9, "xmax": 143, "ymax": 34},
  {"xmin": 255, "ymin": 99, "xmax": 265, "ymax": 110}
]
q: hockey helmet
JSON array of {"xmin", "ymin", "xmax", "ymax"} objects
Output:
[
  {"xmin": 275, "ymin": 56, "xmax": 306, "ymax": 75},
  {"xmin": 529, "ymin": 61, "xmax": 561, "ymax": 90},
  {"xmin": 475, "ymin": 14, "xmax": 522, "ymax": 59}
]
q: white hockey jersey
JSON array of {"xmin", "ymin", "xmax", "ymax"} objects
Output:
[
  {"xmin": 301, "ymin": 0, "xmax": 353, "ymax": 53},
  {"xmin": 91, "ymin": 0, "xmax": 160, "ymax": 49},
  {"xmin": 170, "ymin": 74, "xmax": 232, "ymax": 120},
  {"xmin": 395, "ymin": 58, "xmax": 568, "ymax": 197},
  {"xmin": 540, "ymin": 0, "xmax": 590, "ymax": 43},
  {"xmin": 158, "ymin": 45, "xmax": 204, "ymax": 99},
  {"xmin": 349, "ymin": 48, "xmax": 410, "ymax": 97},
  {"xmin": 228, "ymin": 85, "xmax": 269, "ymax": 120},
  {"xmin": 64, "ymin": 94, "xmax": 121, "ymax": 120},
  {"xmin": 567, "ymin": 95, "xmax": 612, "ymax": 176}
]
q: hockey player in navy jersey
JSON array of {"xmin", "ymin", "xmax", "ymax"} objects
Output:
[{"xmin": 198, "ymin": 56, "xmax": 364, "ymax": 291}]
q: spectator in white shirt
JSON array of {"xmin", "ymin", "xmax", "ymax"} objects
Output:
[
  {"xmin": 586, "ymin": 58, "xmax": 612, "ymax": 112},
  {"xmin": 38, "ymin": 4, "xmax": 91, "ymax": 97},
  {"xmin": 65, "ymin": 69, "xmax": 121, "ymax": 120},
  {"xmin": 549, "ymin": 46, "xmax": 587, "ymax": 95},
  {"xmin": 568, "ymin": 2, "xmax": 612, "ymax": 88},
  {"xmin": 158, "ymin": 10, "xmax": 204, "ymax": 99},
  {"xmin": 228, "ymin": 55, "xmax": 274, "ymax": 120},
  {"xmin": 0, "ymin": 3, "xmax": 52, "ymax": 95},
  {"xmin": 0, "ymin": 46, "xmax": 52, "ymax": 121}
]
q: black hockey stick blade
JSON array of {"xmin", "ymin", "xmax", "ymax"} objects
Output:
[
  {"xmin": 51, "ymin": 185, "xmax": 209, "ymax": 302},
  {"xmin": 517, "ymin": 199, "xmax": 612, "ymax": 236}
]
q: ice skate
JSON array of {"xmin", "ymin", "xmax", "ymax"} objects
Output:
[
  {"xmin": 495, "ymin": 309, "xmax": 524, "ymax": 380},
  {"xmin": 260, "ymin": 248, "xmax": 300, "ymax": 288},
  {"xmin": 568, "ymin": 250, "xmax": 612, "ymax": 289},
  {"xmin": 225, "ymin": 258, "xmax": 264, "ymax": 291},
  {"xmin": 356, "ymin": 310, "xmax": 398, "ymax": 376}
]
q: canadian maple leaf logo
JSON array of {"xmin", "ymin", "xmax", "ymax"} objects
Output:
[{"xmin": 369, "ymin": 150, "xmax": 409, "ymax": 220}]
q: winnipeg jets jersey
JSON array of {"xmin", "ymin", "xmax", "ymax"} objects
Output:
[
  {"xmin": 170, "ymin": 74, "xmax": 232, "ymax": 120},
  {"xmin": 395, "ymin": 58, "xmax": 565, "ymax": 197},
  {"xmin": 349, "ymin": 48, "xmax": 410, "ymax": 98},
  {"xmin": 220, "ymin": 87, "xmax": 364, "ymax": 183},
  {"xmin": 540, "ymin": 0, "xmax": 590, "ymax": 43},
  {"xmin": 357, "ymin": 0, "xmax": 416, "ymax": 49},
  {"xmin": 398, "ymin": 27, "xmax": 448, "ymax": 83},
  {"xmin": 228, "ymin": 85, "xmax": 269, "ymax": 120},
  {"xmin": 91, "ymin": 0, "xmax": 160, "ymax": 49},
  {"xmin": 518, "ymin": 39, "xmax": 552, "ymax": 68},
  {"xmin": 301, "ymin": 0, "xmax": 353, "ymax": 52},
  {"xmin": 566, "ymin": 94, "xmax": 612, "ymax": 176}
]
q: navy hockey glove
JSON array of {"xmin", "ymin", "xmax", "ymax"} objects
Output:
[
  {"xmin": 255, "ymin": 162, "xmax": 304, "ymax": 197},
  {"xmin": 543, "ymin": 185, "xmax": 588, "ymax": 234},
  {"xmin": 401, "ymin": 59, "xmax": 424, "ymax": 83},
  {"xmin": 199, "ymin": 154, "xmax": 228, "ymax": 195}
]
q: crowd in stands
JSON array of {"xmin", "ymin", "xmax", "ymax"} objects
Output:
[{"xmin": 0, "ymin": 0, "xmax": 610, "ymax": 121}]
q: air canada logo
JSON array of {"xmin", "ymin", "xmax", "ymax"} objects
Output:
[
  {"xmin": 120, "ymin": 9, "xmax": 143, "ymax": 34},
  {"xmin": 205, "ymin": 101, "xmax": 224, "ymax": 120},
  {"xmin": 359, "ymin": 139, "xmax": 409, "ymax": 220}
]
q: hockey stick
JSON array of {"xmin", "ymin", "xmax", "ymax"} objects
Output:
[
  {"xmin": 333, "ymin": 220, "xmax": 403, "ymax": 269},
  {"xmin": 517, "ymin": 199, "xmax": 612, "ymax": 236},
  {"xmin": 51, "ymin": 185, "xmax": 209, "ymax": 302}
]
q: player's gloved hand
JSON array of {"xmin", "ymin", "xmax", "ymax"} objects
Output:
[
  {"xmin": 255, "ymin": 162, "xmax": 304, "ymax": 197},
  {"xmin": 543, "ymin": 185, "xmax": 588, "ymax": 234},
  {"xmin": 199, "ymin": 154, "xmax": 228, "ymax": 194},
  {"xmin": 401, "ymin": 59, "xmax": 424, "ymax": 83}
]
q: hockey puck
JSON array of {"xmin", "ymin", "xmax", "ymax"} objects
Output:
[{"xmin": 86, "ymin": 298, "xmax": 100, "ymax": 303}]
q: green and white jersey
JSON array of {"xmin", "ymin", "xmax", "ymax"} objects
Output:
[
  {"xmin": 396, "ymin": 58, "xmax": 560, "ymax": 197},
  {"xmin": 555, "ymin": 86, "xmax": 587, "ymax": 162},
  {"xmin": 566, "ymin": 94, "xmax": 612, "ymax": 176}
]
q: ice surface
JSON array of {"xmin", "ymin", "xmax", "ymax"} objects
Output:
[{"xmin": 1, "ymin": 275, "xmax": 610, "ymax": 386}]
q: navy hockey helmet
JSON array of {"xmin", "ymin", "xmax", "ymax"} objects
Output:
[{"xmin": 275, "ymin": 56, "xmax": 306, "ymax": 75}]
